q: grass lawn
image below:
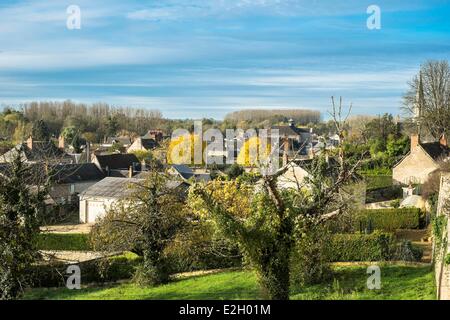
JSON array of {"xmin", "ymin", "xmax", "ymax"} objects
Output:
[
  {"xmin": 24, "ymin": 263, "xmax": 435, "ymax": 300},
  {"xmin": 36, "ymin": 233, "xmax": 90, "ymax": 251}
]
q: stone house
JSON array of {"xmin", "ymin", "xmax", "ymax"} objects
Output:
[
  {"xmin": 393, "ymin": 134, "xmax": 450, "ymax": 185},
  {"xmin": 127, "ymin": 137, "xmax": 157, "ymax": 153}
]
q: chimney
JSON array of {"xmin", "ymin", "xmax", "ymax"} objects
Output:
[
  {"xmin": 128, "ymin": 166, "xmax": 134, "ymax": 178},
  {"xmin": 58, "ymin": 135, "xmax": 65, "ymax": 150},
  {"xmin": 141, "ymin": 159, "xmax": 146, "ymax": 171},
  {"xmin": 440, "ymin": 133, "xmax": 448, "ymax": 147},
  {"xmin": 27, "ymin": 136, "xmax": 33, "ymax": 150},
  {"xmin": 410, "ymin": 134, "xmax": 420, "ymax": 151}
]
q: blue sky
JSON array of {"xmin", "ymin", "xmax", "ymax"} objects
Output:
[{"xmin": 0, "ymin": 0, "xmax": 449, "ymax": 119}]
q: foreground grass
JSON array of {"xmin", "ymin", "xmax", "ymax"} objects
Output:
[{"xmin": 25, "ymin": 264, "xmax": 435, "ymax": 300}]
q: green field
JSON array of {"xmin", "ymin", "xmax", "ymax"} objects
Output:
[{"xmin": 25, "ymin": 264, "xmax": 435, "ymax": 300}]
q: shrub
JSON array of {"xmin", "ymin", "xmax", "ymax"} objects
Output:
[
  {"xmin": 30, "ymin": 252, "xmax": 141, "ymax": 288},
  {"xmin": 328, "ymin": 232, "xmax": 395, "ymax": 262},
  {"xmin": 36, "ymin": 233, "xmax": 90, "ymax": 251},
  {"xmin": 363, "ymin": 175, "xmax": 393, "ymax": 190},
  {"xmin": 392, "ymin": 240, "xmax": 423, "ymax": 262},
  {"xmin": 291, "ymin": 224, "xmax": 332, "ymax": 286},
  {"xmin": 165, "ymin": 227, "xmax": 242, "ymax": 274},
  {"xmin": 355, "ymin": 208, "xmax": 421, "ymax": 232}
]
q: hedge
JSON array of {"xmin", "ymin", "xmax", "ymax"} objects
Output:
[
  {"xmin": 364, "ymin": 175, "xmax": 393, "ymax": 190},
  {"xmin": 30, "ymin": 252, "xmax": 142, "ymax": 288},
  {"xmin": 366, "ymin": 185, "xmax": 402, "ymax": 203},
  {"xmin": 355, "ymin": 208, "xmax": 421, "ymax": 232},
  {"xmin": 36, "ymin": 233, "xmax": 91, "ymax": 251},
  {"xmin": 329, "ymin": 232, "xmax": 395, "ymax": 262}
]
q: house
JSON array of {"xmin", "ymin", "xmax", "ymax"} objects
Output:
[
  {"xmin": 48, "ymin": 163, "xmax": 105, "ymax": 204},
  {"xmin": 102, "ymin": 136, "xmax": 132, "ymax": 148},
  {"xmin": 271, "ymin": 119, "xmax": 312, "ymax": 162},
  {"xmin": 168, "ymin": 164, "xmax": 211, "ymax": 183},
  {"xmin": 79, "ymin": 177, "xmax": 142, "ymax": 223},
  {"xmin": 127, "ymin": 137, "xmax": 157, "ymax": 153},
  {"xmin": 92, "ymin": 153, "xmax": 141, "ymax": 176},
  {"xmin": 0, "ymin": 162, "xmax": 104, "ymax": 205},
  {"xmin": 276, "ymin": 160, "xmax": 312, "ymax": 189},
  {"xmin": 79, "ymin": 176, "xmax": 187, "ymax": 223},
  {"xmin": 142, "ymin": 129, "xmax": 164, "ymax": 142},
  {"xmin": 393, "ymin": 134, "xmax": 450, "ymax": 185},
  {"xmin": 0, "ymin": 136, "xmax": 74, "ymax": 164}
]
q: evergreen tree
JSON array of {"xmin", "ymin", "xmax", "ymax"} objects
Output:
[
  {"xmin": 0, "ymin": 147, "xmax": 48, "ymax": 299},
  {"xmin": 31, "ymin": 120, "xmax": 50, "ymax": 141}
]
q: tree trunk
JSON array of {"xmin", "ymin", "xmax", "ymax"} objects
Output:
[{"xmin": 259, "ymin": 248, "xmax": 291, "ymax": 300}]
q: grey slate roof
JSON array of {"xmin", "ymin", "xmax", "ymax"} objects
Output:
[
  {"xmin": 81, "ymin": 176, "xmax": 186, "ymax": 199},
  {"xmin": 140, "ymin": 138, "xmax": 157, "ymax": 150},
  {"xmin": 81, "ymin": 177, "xmax": 142, "ymax": 198},
  {"xmin": 271, "ymin": 125, "xmax": 310, "ymax": 137},
  {"xmin": 421, "ymin": 142, "xmax": 450, "ymax": 160},
  {"xmin": 0, "ymin": 162, "xmax": 105, "ymax": 185},
  {"xmin": 106, "ymin": 137, "xmax": 132, "ymax": 145},
  {"xmin": 170, "ymin": 164, "xmax": 211, "ymax": 182},
  {"xmin": 94, "ymin": 153, "xmax": 141, "ymax": 171},
  {"xmin": 51, "ymin": 163, "xmax": 105, "ymax": 184},
  {"xmin": 1, "ymin": 142, "xmax": 73, "ymax": 163}
]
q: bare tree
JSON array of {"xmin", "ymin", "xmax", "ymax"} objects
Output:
[{"xmin": 403, "ymin": 60, "xmax": 450, "ymax": 139}]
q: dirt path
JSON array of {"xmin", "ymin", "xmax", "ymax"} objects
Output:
[{"xmin": 40, "ymin": 224, "xmax": 93, "ymax": 234}]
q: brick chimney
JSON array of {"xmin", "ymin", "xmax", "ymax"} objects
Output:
[
  {"xmin": 410, "ymin": 134, "xmax": 420, "ymax": 151},
  {"xmin": 440, "ymin": 133, "xmax": 448, "ymax": 147},
  {"xmin": 58, "ymin": 135, "xmax": 65, "ymax": 150},
  {"xmin": 26, "ymin": 136, "xmax": 33, "ymax": 150}
]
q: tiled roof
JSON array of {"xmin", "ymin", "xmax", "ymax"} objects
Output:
[
  {"xmin": 81, "ymin": 176, "xmax": 186, "ymax": 198},
  {"xmin": 50, "ymin": 163, "xmax": 105, "ymax": 184},
  {"xmin": 271, "ymin": 125, "xmax": 310, "ymax": 137},
  {"xmin": 106, "ymin": 137, "xmax": 131, "ymax": 145},
  {"xmin": 81, "ymin": 177, "xmax": 141, "ymax": 198},
  {"xmin": 141, "ymin": 138, "xmax": 157, "ymax": 150},
  {"xmin": 421, "ymin": 142, "xmax": 450, "ymax": 160},
  {"xmin": 0, "ymin": 162, "xmax": 104, "ymax": 185},
  {"xmin": 1, "ymin": 142, "xmax": 73, "ymax": 163},
  {"xmin": 94, "ymin": 153, "xmax": 141, "ymax": 171}
]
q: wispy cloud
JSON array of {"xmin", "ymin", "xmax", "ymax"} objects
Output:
[{"xmin": 0, "ymin": 0, "xmax": 448, "ymax": 118}]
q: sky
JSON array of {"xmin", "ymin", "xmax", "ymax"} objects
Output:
[{"xmin": 0, "ymin": 0, "xmax": 449, "ymax": 119}]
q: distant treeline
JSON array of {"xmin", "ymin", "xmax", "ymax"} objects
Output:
[
  {"xmin": 224, "ymin": 109, "xmax": 321, "ymax": 127},
  {"xmin": 0, "ymin": 101, "xmax": 178, "ymax": 143}
]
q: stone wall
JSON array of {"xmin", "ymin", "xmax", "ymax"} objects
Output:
[{"xmin": 435, "ymin": 173, "xmax": 450, "ymax": 300}]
